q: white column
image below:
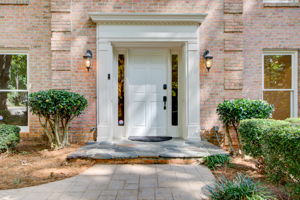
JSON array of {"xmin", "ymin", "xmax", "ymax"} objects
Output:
[
  {"xmin": 97, "ymin": 41, "xmax": 114, "ymax": 141},
  {"xmin": 185, "ymin": 41, "xmax": 201, "ymax": 139}
]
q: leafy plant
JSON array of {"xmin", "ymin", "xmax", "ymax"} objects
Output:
[
  {"xmin": 239, "ymin": 119, "xmax": 289, "ymax": 158},
  {"xmin": 29, "ymin": 90, "xmax": 88, "ymax": 149},
  {"xmin": 203, "ymin": 154, "xmax": 230, "ymax": 169},
  {"xmin": 285, "ymin": 118, "xmax": 300, "ymax": 126},
  {"xmin": 261, "ymin": 125, "xmax": 300, "ymax": 197},
  {"xmin": 12, "ymin": 178, "xmax": 22, "ymax": 185},
  {"xmin": 216, "ymin": 99, "xmax": 274, "ymax": 154},
  {"xmin": 0, "ymin": 124, "xmax": 20, "ymax": 152},
  {"xmin": 208, "ymin": 174, "xmax": 275, "ymax": 200}
]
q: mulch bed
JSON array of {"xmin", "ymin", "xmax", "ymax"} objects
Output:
[
  {"xmin": 0, "ymin": 140, "xmax": 94, "ymax": 190},
  {"xmin": 211, "ymin": 156, "xmax": 292, "ymax": 200}
]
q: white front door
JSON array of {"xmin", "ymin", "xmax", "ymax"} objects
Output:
[{"xmin": 126, "ymin": 48, "xmax": 168, "ymax": 136}]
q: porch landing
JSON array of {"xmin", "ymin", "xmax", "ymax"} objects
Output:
[{"xmin": 68, "ymin": 139, "xmax": 228, "ymax": 161}]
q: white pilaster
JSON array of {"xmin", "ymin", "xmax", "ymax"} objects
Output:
[
  {"xmin": 97, "ymin": 41, "xmax": 114, "ymax": 141},
  {"xmin": 185, "ymin": 41, "xmax": 201, "ymax": 139}
]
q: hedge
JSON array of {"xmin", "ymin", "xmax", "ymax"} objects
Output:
[
  {"xmin": 217, "ymin": 99, "xmax": 274, "ymax": 153},
  {"xmin": 0, "ymin": 124, "xmax": 20, "ymax": 151},
  {"xmin": 262, "ymin": 125, "xmax": 300, "ymax": 191},
  {"xmin": 239, "ymin": 119, "xmax": 290, "ymax": 158},
  {"xmin": 285, "ymin": 118, "xmax": 300, "ymax": 126}
]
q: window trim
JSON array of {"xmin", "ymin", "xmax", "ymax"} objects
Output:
[
  {"xmin": 0, "ymin": 50, "xmax": 30, "ymax": 132},
  {"xmin": 262, "ymin": 50, "xmax": 298, "ymax": 118}
]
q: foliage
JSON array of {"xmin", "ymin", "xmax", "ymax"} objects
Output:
[
  {"xmin": 285, "ymin": 118, "xmax": 300, "ymax": 126},
  {"xmin": 0, "ymin": 124, "xmax": 20, "ymax": 152},
  {"xmin": 239, "ymin": 119, "xmax": 289, "ymax": 158},
  {"xmin": 217, "ymin": 99, "xmax": 274, "ymax": 153},
  {"xmin": 261, "ymin": 125, "xmax": 300, "ymax": 197},
  {"xmin": 208, "ymin": 174, "xmax": 274, "ymax": 200},
  {"xmin": 29, "ymin": 90, "xmax": 88, "ymax": 149},
  {"xmin": 0, "ymin": 109, "xmax": 27, "ymax": 126},
  {"xmin": 203, "ymin": 154, "xmax": 230, "ymax": 169},
  {"xmin": 8, "ymin": 55, "xmax": 27, "ymax": 90}
]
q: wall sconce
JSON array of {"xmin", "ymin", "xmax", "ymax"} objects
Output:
[
  {"xmin": 83, "ymin": 50, "xmax": 93, "ymax": 71},
  {"xmin": 203, "ymin": 50, "xmax": 213, "ymax": 72}
]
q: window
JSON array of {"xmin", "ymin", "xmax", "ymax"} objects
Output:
[
  {"xmin": 118, "ymin": 54, "xmax": 125, "ymax": 126},
  {"xmin": 263, "ymin": 51, "xmax": 298, "ymax": 120},
  {"xmin": 171, "ymin": 54, "xmax": 178, "ymax": 126},
  {"xmin": 0, "ymin": 53, "xmax": 28, "ymax": 131}
]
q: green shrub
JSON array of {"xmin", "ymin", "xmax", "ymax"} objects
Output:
[
  {"xmin": 0, "ymin": 124, "xmax": 20, "ymax": 151},
  {"xmin": 285, "ymin": 118, "xmax": 300, "ymax": 126},
  {"xmin": 203, "ymin": 154, "xmax": 230, "ymax": 169},
  {"xmin": 216, "ymin": 99, "xmax": 274, "ymax": 153},
  {"xmin": 208, "ymin": 174, "xmax": 274, "ymax": 200},
  {"xmin": 262, "ymin": 125, "xmax": 300, "ymax": 194},
  {"xmin": 29, "ymin": 90, "xmax": 88, "ymax": 149},
  {"xmin": 239, "ymin": 119, "xmax": 289, "ymax": 158}
]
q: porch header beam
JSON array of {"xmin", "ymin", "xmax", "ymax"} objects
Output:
[{"xmin": 89, "ymin": 13, "xmax": 207, "ymax": 25}]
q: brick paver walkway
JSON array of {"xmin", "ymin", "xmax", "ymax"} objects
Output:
[{"xmin": 0, "ymin": 164, "xmax": 214, "ymax": 200}]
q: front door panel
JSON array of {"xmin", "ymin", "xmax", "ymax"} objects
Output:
[{"xmin": 127, "ymin": 49, "xmax": 168, "ymax": 136}]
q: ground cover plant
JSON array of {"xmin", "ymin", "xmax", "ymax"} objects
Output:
[
  {"xmin": 203, "ymin": 154, "xmax": 230, "ymax": 169},
  {"xmin": 211, "ymin": 156, "xmax": 291, "ymax": 200},
  {"xmin": 216, "ymin": 99, "xmax": 273, "ymax": 154},
  {"xmin": 29, "ymin": 90, "xmax": 88, "ymax": 149},
  {"xmin": 0, "ymin": 124, "xmax": 20, "ymax": 152},
  {"xmin": 208, "ymin": 173, "xmax": 274, "ymax": 200}
]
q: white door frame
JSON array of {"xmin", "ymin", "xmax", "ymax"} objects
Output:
[
  {"xmin": 114, "ymin": 46, "xmax": 182, "ymax": 139},
  {"xmin": 90, "ymin": 13, "xmax": 207, "ymax": 141}
]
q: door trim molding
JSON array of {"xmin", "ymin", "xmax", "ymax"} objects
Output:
[
  {"xmin": 94, "ymin": 15, "xmax": 204, "ymax": 141},
  {"xmin": 90, "ymin": 13, "xmax": 207, "ymax": 25}
]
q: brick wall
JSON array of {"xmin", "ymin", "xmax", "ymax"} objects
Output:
[
  {"xmin": 0, "ymin": 0, "xmax": 51, "ymax": 138},
  {"xmin": 1, "ymin": 0, "xmax": 299, "ymax": 143},
  {"xmin": 243, "ymin": 0, "xmax": 300, "ymax": 102}
]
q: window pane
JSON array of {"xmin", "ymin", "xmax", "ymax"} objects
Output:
[
  {"xmin": 0, "ymin": 92, "xmax": 28, "ymax": 126},
  {"xmin": 263, "ymin": 91, "xmax": 291, "ymax": 120},
  {"xmin": 118, "ymin": 54, "xmax": 125, "ymax": 126},
  {"xmin": 0, "ymin": 54, "xmax": 27, "ymax": 90},
  {"xmin": 171, "ymin": 55, "xmax": 178, "ymax": 126},
  {"xmin": 264, "ymin": 55, "xmax": 292, "ymax": 89}
]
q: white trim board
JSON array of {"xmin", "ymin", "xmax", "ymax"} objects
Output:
[{"xmin": 89, "ymin": 13, "xmax": 207, "ymax": 25}]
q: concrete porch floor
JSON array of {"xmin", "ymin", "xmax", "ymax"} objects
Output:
[{"xmin": 68, "ymin": 139, "xmax": 228, "ymax": 160}]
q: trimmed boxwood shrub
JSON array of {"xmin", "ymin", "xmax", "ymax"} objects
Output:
[
  {"xmin": 0, "ymin": 124, "xmax": 20, "ymax": 152},
  {"xmin": 29, "ymin": 90, "xmax": 88, "ymax": 149},
  {"xmin": 261, "ymin": 125, "xmax": 300, "ymax": 192},
  {"xmin": 239, "ymin": 119, "xmax": 290, "ymax": 158},
  {"xmin": 285, "ymin": 118, "xmax": 300, "ymax": 126},
  {"xmin": 216, "ymin": 99, "xmax": 274, "ymax": 153}
]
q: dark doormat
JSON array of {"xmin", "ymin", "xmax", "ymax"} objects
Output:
[{"xmin": 128, "ymin": 136, "xmax": 172, "ymax": 142}]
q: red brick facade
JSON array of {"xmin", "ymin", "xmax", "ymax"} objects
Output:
[{"xmin": 0, "ymin": 0, "xmax": 299, "ymax": 143}]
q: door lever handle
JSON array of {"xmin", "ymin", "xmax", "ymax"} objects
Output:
[{"xmin": 163, "ymin": 96, "xmax": 167, "ymax": 110}]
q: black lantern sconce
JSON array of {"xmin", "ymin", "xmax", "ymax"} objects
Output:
[
  {"xmin": 83, "ymin": 50, "xmax": 93, "ymax": 71},
  {"xmin": 203, "ymin": 50, "xmax": 213, "ymax": 72}
]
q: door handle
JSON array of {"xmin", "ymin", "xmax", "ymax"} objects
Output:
[{"xmin": 163, "ymin": 96, "xmax": 167, "ymax": 110}]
